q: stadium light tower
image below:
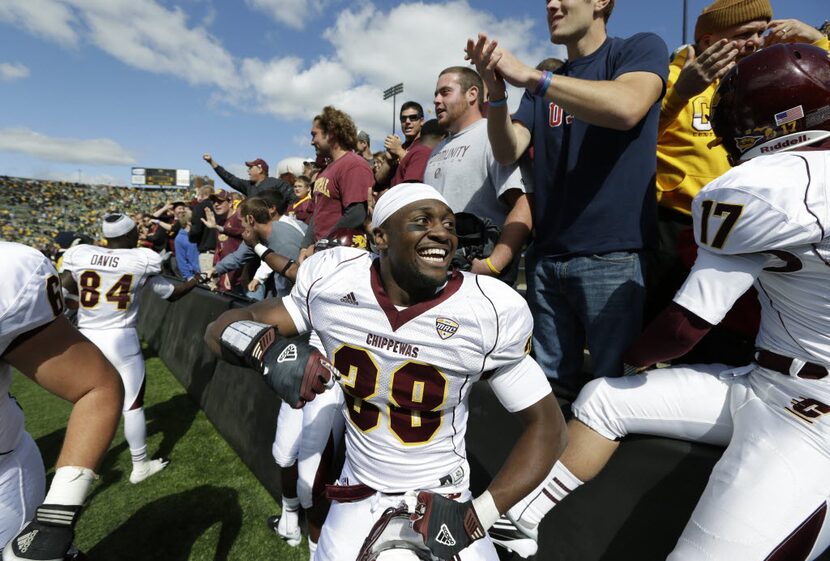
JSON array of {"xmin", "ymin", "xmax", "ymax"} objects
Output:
[{"xmin": 383, "ymin": 82, "xmax": 404, "ymax": 135}]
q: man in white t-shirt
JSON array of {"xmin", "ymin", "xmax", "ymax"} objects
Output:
[
  {"xmin": 61, "ymin": 214, "xmax": 199, "ymax": 484},
  {"xmin": 205, "ymin": 183, "xmax": 566, "ymax": 560},
  {"xmin": 495, "ymin": 44, "xmax": 830, "ymax": 561},
  {"xmin": 1, "ymin": 242, "xmax": 123, "ymax": 560},
  {"xmin": 425, "ymin": 66, "xmax": 532, "ymax": 283}
]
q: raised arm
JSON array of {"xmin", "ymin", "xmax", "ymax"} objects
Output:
[{"xmin": 466, "ymin": 33, "xmax": 532, "ymax": 165}]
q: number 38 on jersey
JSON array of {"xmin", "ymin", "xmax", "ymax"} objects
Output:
[{"xmin": 333, "ymin": 344, "xmax": 449, "ymax": 446}]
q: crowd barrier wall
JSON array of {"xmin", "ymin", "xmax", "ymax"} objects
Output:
[{"xmin": 138, "ymin": 285, "xmax": 829, "ymax": 561}]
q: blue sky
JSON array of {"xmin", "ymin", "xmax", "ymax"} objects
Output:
[{"xmin": 0, "ymin": 0, "xmax": 825, "ymax": 187}]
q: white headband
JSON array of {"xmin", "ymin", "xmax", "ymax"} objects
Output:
[
  {"xmin": 371, "ymin": 183, "xmax": 450, "ymax": 230},
  {"xmin": 102, "ymin": 213, "xmax": 136, "ymax": 238}
]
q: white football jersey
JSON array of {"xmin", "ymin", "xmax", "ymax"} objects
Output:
[
  {"xmin": 0, "ymin": 242, "xmax": 65, "ymax": 452},
  {"xmin": 62, "ymin": 245, "xmax": 175, "ymax": 330},
  {"xmin": 283, "ymin": 247, "xmax": 548, "ymax": 493},
  {"xmin": 678, "ymin": 150, "xmax": 830, "ymax": 364}
]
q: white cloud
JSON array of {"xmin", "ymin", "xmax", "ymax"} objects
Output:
[
  {"xmin": 1, "ymin": 0, "xmax": 560, "ymax": 147},
  {"xmin": 234, "ymin": 1, "xmax": 561, "ymax": 142},
  {"xmin": 0, "ymin": 0, "xmax": 78, "ymax": 46},
  {"xmin": 75, "ymin": 0, "xmax": 239, "ymax": 90},
  {"xmin": 245, "ymin": 0, "xmax": 332, "ymax": 30},
  {"xmin": 239, "ymin": 56, "xmax": 355, "ymax": 117},
  {"xmin": 0, "ymin": 0, "xmax": 239, "ymax": 90},
  {"xmin": 0, "ymin": 62, "xmax": 29, "ymax": 81},
  {"xmin": 0, "ymin": 128, "xmax": 136, "ymax": 165}
]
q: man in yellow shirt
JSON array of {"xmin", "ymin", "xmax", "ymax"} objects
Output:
[{"xmin": 649, "ymin": 0, "xmax": 829, "ymax": 363}]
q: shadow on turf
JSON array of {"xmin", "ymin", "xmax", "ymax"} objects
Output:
[
  {"xmin": 36, "ymin": 393, "xmax": 198, "ymax": 500},
  {"xmin": 86, "ymin": 485, "xmax": 242, "ymax": 561}
]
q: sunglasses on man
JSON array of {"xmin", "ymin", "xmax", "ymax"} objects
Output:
[{"xmin": 400, "ymin": 114, "xmax": 422, "ymax": 123}]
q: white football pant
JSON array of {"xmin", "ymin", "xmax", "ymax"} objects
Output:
[{"xmin": 574, "ymin": 364, "xmax": 830, "ymax": 561}]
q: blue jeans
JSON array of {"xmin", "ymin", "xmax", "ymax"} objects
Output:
[{"xmin": 526, "ymin": 249, "xmax": 646, "ymax": 394}]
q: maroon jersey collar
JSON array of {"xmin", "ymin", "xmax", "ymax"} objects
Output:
[{"xmin": 369, "ymin": 258, "xmax": 463, "ymax": 332}]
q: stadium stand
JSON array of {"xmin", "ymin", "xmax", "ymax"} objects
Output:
[{"xmin": 0, "ymin": 176, "xmax": 183, "ymax": 256}]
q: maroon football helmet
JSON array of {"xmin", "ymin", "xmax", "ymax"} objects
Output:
[
  {"xmin": 711, "ymin": 43, "xmax": 830, "ymax": 165},
  {"xmin": 314, "ymin": 228, "xmax": 370, "ymax": 252}
]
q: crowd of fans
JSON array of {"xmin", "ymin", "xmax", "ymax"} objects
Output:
[
  {"xmin": 0, "ymin": 176, "xmax": 180, "ymax": 257},
  {"xmin": 2, "ymin": 1, "xmax": 830, "ymax": 559}
]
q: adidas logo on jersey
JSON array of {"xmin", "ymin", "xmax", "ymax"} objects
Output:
[
  {"xmin": 436, "ymin": 524, "xmax": 456, "ymax": 546},
  {"xmin": 277, "ymin": 344, "xmax": 298, "ymax": 363},
  {"xmin": 340, "ymin": 292, "xmax": 359, "ymax": 306},
  {"xmin": 16, "ymin": 529, "xmax": 39, "ymax": 553}
]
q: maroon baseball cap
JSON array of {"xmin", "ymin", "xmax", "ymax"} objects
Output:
[
  {"xmin": 209, "ymin": 189, "xmax": 230, "ymax": 202},
  {"xmin": 245, "ymin": 158, "xmax": 269, "ymax": 175}
]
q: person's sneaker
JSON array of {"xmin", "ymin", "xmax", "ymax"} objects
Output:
[
  {"xmin": 489, "ymin": 514, "xmax": 539, "ymax": 558},
  {"xmin": 129, "ymin": 458, "xmax": 169, "ymax": 484},
  {"xmin": 266, "ymin": 514, "xmax": 302, "ymax": 547}
]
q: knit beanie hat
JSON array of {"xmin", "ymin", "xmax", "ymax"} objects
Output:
[{"xmin": 694, "ymin": 0, "xmax": 772, "ymax": 42}]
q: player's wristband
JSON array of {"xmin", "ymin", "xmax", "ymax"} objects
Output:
[
  {"xmin": 488, "ymin": 94, "xmax": 508, "ymax": 108},
  {"xmin": 280, "ymin": 259, "xmax": 296, "ymax": 276},
  {"xmin": 253, "ymin": 243, "xmax": 271, "ymax": 258},
  {"xmin": 472, "ymin": 490, "xmax": 500, "ymax": 531},
  {"xmin": 532, "ymin": 71, "xmax": 554, "ymax": 97},
  {"xmin": 219, "ymin": 320, "xmax": 281, "ymax": 371},
  {"xmin": 485, "ymin": 257, "xmax": 502, "ymax": 275}
]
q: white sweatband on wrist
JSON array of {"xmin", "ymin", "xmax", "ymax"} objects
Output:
[
  {"xmin": 43, "ymin": 466, "xmax": 98, "ymax": 506},
  {"xmin": 472, "ymin": 490, "xmax": 500, "ymax": 531},
  {"xmin": 254, "ymin": 243, "xmax": 269, "ymax": 257}
]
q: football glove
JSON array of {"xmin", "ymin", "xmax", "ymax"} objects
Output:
[
  {"xmin": 219, "ymin": 321, "xmax": 339, "ymax": 407},
  {"xmin": 2, "ymin": 504, "xmax": 81, "ymax": 561},
  {"xmin": 411, "ymin": 492, "xmax": 485, "ymax": 560}
]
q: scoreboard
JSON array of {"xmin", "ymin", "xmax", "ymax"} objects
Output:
[{"xmin": 131, "ymin": 168, "xmax": 190, "ymax": 188}]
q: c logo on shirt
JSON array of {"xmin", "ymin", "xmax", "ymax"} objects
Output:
[{"xmin": 786, "ymin": 397, "xmax": 830, "ymax": 425}]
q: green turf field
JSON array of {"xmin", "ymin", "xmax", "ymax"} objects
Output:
[{"xmin": 11, "ymin": 346, "xmax": 307, "ymax": 561}]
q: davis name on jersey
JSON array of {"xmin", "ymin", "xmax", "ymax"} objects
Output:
[
  {"xmin": 61, "ymin": 245, "xmax": 174, "ymax": 330},
  {"xmin": 283, "ymin": 247, "xmax": 539, "ymax": 494},
  {"xmin": 0, "ymin": 242, "xmax": 64, "ymax": 452}
]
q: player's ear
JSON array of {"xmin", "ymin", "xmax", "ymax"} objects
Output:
[{"xmin": 372, "ymin": 227, "xmax": 388, "ymax": 251}]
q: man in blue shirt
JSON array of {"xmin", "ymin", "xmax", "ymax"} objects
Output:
[
  {"xmin": 467, "ymin": 0, "xmax": 668, "ymax": 394},
  {"xmin": 174, "ymin": 208, "xmax": 201, "ymax": 280},
  {"xmin": 466, "ymin": 0, "xmax": 668, "ymax": 556}
]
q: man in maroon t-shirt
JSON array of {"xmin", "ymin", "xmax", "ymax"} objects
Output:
[
  {"xmin": 304, "ymin": 106, "xmax": 372, "ymax": 248},
  {"xmin": 390, "ymin": 118, "xmax": 446, "ymax": 186}
]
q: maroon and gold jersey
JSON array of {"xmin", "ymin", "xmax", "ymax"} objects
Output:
[
  {"xmin": 283, "ymin": 247, "xmax": 550, "ymax": 493},
  {"xmin": 62, "ymin": 245, "xmax": 174, "ymax": 330}
]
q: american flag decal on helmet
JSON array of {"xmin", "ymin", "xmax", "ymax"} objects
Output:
[{"xmin": 774, "ymin": 105, "xmax": 804, "ymax": 126}]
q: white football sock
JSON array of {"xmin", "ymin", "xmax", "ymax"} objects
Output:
[
  {"xmin": 124, "ymin": 408, "xmax": 148, "ymax": 464},
  {"xmin": 44, "ymin": 466, "xmax": 97, "ymax": 506},
  {"xmin": 509, "ymin": 461, "xmax": 583, "ymax": 529},
  {"xmin": 279, "ymin": 496, "xmax": 301, "ymax": 534},
  {"xmin": 308, "ymin": 539, "xmax": 317, "ymax": 560}
]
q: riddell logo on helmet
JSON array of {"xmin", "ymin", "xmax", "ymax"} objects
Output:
[{"xmin": 760, "ymin": 135, "xmax": 808, "ymax": 153}]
